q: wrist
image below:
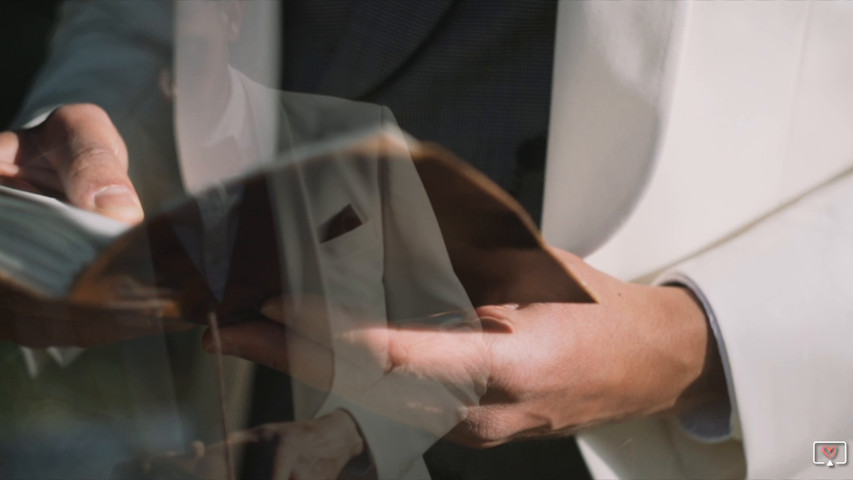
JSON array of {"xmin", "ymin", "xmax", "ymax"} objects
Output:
[
  {"xmin": 321, "ymin": 409, "xmax": 366, "ymax": 461},
  {"xmin": 653, "ymin": 285, "xmax": 727, "ymax": 415}
]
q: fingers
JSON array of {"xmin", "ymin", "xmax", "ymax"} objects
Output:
[
  {"xmin": 260, "ymin": 294, "xmax": 372, "ymax": 364},
  {"xmin": 204, "ymin": 319, "xmax": 292, "ymax": 371},
  {"xmin": 43, "ymin": 105, "xmax": 144, "ymax": 223},
  {"xmin": 376, "ymin": 325, "xmax": 490, "ymax": 390},
  {"xmin": 6, "ymin": 104, "xmax": 144, "ymax": 224},
  {"xmin": 203, "ymin": 320, "xmax": 334, "ymax": 392},
  {"xmin": 182, "ymin": 416, "xmax": 362, "ymax": 480},
  {"xmin": 0, "ymin": 130, "xmax": 22, "ymax": 174},
  {"xmin": 256, "ymin": 294, "xmax": 492, "ymax": 389},
  {"xmin": 0, "ymin": 130, "xmax": 61, "ymax": 193},
  {"xmin": 202, "ymin": 425, "xmax": 296, "ymax": 480},
  {"xmin": 272, "ymin": 412, "xmax": 363, "ymax": 480},
  {"xmin": 260, "ymin": 294, "xmax": 333, "ymax": 346}
]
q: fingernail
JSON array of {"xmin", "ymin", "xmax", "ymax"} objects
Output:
[{"xmin": 93, "ymin": 185, "xmax": 143, "ymax": 223}]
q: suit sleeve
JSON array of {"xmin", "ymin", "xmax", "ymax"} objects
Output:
[
  {"xmin": 11, "ymin": 0, "xmax": 182, "ymax": 211},
  {"xmin": 578, "ymin": 168, "xmax": 853, "ymax": 479},
  {"xmin": 663, "ymin": 168, "xmax": 853, "ymax": 479},
  {"xmin": 11, "ymin": 0, "xmax": 171, "ymax": 129}
]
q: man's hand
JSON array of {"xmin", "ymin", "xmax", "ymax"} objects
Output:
[
  {"xmin": 206, "ymin": 247, "xmax": 726, "ymax": 448},
  {"xmin": 113, "ymin": 411, "xmax": 365, "ymax": 480},
  {"xmin": 447, "ymin": 249, "xmax": 727, "ymax": 446},
  {"xmin": 0, "ymin": 103, "xmax": 144, "ymax": 224},
  {"xmin": 0, "ymin": 104, "xmax": 184, "ymax": 348}
]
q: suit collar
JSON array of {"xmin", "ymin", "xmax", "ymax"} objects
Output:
[{"xmin": 317, "ymin": 0, "xmax": 454, "ymax": 98}]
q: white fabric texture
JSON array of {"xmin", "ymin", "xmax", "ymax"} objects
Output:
[{"xmin": 544, "ymin": 2, "xmax": 853, "ymax": 478}]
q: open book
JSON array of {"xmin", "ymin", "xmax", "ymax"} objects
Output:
[{"xmin": 0, "ymin": 134, "xmax": 594, "ymax": 336}]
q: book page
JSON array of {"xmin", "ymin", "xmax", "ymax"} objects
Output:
[{"xmin": 0, "ymin": 185, "xmax": 130, "ymax": 296}]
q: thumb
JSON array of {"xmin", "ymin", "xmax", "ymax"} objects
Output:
[{"xmin": 39, "ymin": 104, "xmax": 144, "ymax": 224}]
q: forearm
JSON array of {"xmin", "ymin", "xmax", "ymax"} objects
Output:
[{"xmin": 14, "ymin": 0, "xmax": 172, "ymax": 129}]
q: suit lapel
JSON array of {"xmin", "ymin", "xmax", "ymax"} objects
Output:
[
  {"xmin": 317, "ymin": 0, "xmax": 454, "ymax": 98},
  {"xmin": 541, "ymin": 1, "xmax": 688, "ymax": 256}
]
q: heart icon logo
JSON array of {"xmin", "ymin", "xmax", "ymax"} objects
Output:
[{"xmin": 823, "ymin": 445, "xmax": 838, "ymax": 459}]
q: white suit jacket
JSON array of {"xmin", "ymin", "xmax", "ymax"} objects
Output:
[
  {"xmin": 543, "ymin": 2, "xmax": 853, "ymax": 479},
  {"xmin": 13, "ymin": 1, "xmax": 853, "ymax": 479}
]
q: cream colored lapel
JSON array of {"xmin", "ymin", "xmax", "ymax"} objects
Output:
[
  {"xmin": 542, "ymin": 1, "xmax": 688, "ymax": 257},
  {"xmin": 580, "ymin": 2, "xmax": 853, "ymax": 282}
]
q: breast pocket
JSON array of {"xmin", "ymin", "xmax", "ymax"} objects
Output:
[
  {"xmin": 317, "ymin": 203, "xmax": 384, "ymax": 312},
  {"xmin": 317, "ymin": 203, "xmax": 378, "ymax": 258}
]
